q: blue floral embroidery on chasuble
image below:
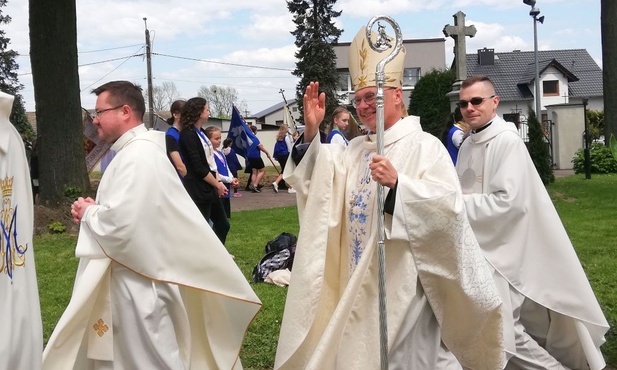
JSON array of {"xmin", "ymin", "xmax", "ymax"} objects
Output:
[{"xmin": 348, "ymin": 151, "xmax": 375, "ymax": 274}]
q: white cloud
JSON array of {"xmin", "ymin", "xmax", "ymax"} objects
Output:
[{"xmin": 4, "ymin": 0, "xmax": 602, "ymax": 114}]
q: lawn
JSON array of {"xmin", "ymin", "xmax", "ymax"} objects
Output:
[{"xmin": 35, "ymin": 174, "xmax": 616, "ymax": 368}]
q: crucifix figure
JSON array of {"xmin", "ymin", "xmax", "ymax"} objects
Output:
[{"xmin": 443, "ymin": 11, "xmax": 476, "ymax": 86}]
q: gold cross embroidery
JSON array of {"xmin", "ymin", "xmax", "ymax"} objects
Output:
[{"xmin": 93, "ymin": 319, "xmax": 109, "ymax": 337}]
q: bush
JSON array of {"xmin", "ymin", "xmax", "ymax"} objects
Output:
[
  {"xmin": 47, "ymin": 221, "xmax": 67, "ymax": 234},
  {"xmin": 572, "ymin": 143, "xmax": 617, "ymax": 174},
  {"xmin": 408, "ymin": 69, "xmax": 456, "ymax": 138}
]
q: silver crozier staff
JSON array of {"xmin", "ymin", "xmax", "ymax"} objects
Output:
[{"xmin": 365, "ymin": 15, "xmax": 403, "ymax": 370}]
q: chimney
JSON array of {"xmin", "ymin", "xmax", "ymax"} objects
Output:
[{"xmin": 478, "ymin": 48, "xmax": 495, "ymax": 66}]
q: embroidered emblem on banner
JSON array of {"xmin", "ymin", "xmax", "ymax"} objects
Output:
[
  {"xmin": 1, "ymin": 176, "xmax": 28, "ymax": 279},
  {"xmin": 93, "ymin": 319, "xmax": 109, "ymax": 337}
]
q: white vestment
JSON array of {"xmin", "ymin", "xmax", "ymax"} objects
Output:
[
  {"xmin": 275, "ymin": 116, "xmax": 504, "ymax": 370},
  {"xmin": 0, "ymin": 91, "xmax": 43, "ymax": 370},
  {"xmin": 42, "ymin": 125, "xmax": 261, "ymax": 370},
  {"xmin": 456, "ymin": 117, "xmax": 609, "ymax": 370}
]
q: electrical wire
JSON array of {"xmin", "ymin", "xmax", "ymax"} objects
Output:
[
  {"xmin": 80, "ymin": 45, "xmax": 146, "ymax": 91},
  {"xmin": 153, "ymin": 52, "xmax": 294, "ymax": 72}
]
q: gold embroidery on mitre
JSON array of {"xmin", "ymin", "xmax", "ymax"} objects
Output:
[
  {"xmin": 93, "ymin": 319, "xmax": 109, "ymax": 337},
  {"xmin": 349, "ymin": 27, "xmax": 406, "ymax": 92},
  {"xmin": 357, "ymin": 39, "xmax": 369, "ymax": 89}
]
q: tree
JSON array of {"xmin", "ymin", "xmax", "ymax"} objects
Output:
[
  {"xmin": 144, "ymin": 81, "xmax": 181, "ymax": 112},
  {"xmin": 408, "ymin": 68, "xmax": 456, "ymax": 138},
  {"xmin": 587, "ymin": 109, "xmax": 604, "ymax": 141},
  {"xmin": 288, "ymin": 0, "xmax": 342, "ymax": 127},
  {"xmin": 197, "ymin": 85, "xmax": 238, "ymax": 119},
  {"xmin": 602, "ymin": 0, "xmax": 617, "ymax": 145},
  {"xmin": 30, "ymin": 0, "xmax": 89, "ymax": 204},
  {"xmin": 526, "ymin": 108, "xmax": 554, "ymax": 185},
  {"xmin": 0, "ymin": 1, "xmax": 35, "ymax": 142}
]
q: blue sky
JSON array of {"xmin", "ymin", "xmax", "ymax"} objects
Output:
[{"xmin": 5, "ymin": 0, "xmax": 601, "ymax": 115}]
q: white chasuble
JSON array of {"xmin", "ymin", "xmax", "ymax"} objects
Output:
[
  {"xmin": 276, "ymin": 116, "xmax": 504, "ymax": 370},
  {"xmin": 456, "ymin": 117, "xmax": 609, "ymax": 370},
  {"xmin": 0, "ymin": 91, "xmax": 43, "ymax": 370},
  {"xmin": 42, "ymin": 125, "xmax": 261, "ymax": 370}
]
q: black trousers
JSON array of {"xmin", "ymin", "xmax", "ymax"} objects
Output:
[{"xmin": 195, "ymin": 198, "xmax": 230, "ymax": 245}]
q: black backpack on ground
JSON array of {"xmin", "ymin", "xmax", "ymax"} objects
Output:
[{"xmin": 252, "ymin": 232, "xmax": 297, "ymax": 282}]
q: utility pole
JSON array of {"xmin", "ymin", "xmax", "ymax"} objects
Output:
[{"xmin": 144, "ymin": 18, "xmax": 154, "ymax": 128}]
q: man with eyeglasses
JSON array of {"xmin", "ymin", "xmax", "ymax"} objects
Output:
[
  {"xmin": 456, "ymin": 75, "xmax": 608, "ymax": 369},
  {"xmin": 275, "ymin": 28, "xmax": 504, "ymax": 370},
  {"xmin": 42, "ymin": 80, "xmax": 261, "ymax": 369}
]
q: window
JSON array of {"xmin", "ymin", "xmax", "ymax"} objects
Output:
[
  {"xmin": 403, "ymin": 68, "xmax": 421, "ymax": 88},
  {"xmin": 543, "ymin": 80, "xmax": 559, "ymax": 96},
  {"xmin": 337, "ymin": 71, "xmax": 351, "ymax": 92}
]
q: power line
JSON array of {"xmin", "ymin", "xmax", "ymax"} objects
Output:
[
  {"xmin": 153, "ymin": 52, "xmax": 294, "ymax": 72},
  {"xmin": 79, "ymin": 43, "xmax": 144, "ymax": 54},
  {"xmin": 153, "ymin": 77, "xmax": 296, "ymax": 90},
  {"xmin": 81, "ymin": 45, "xmax": 146, "ymax": 91},
  {"xmin": 17, "ymin": 43, "xmax": 145, "ymax": 57},
  {"xmin": 17, "ymin": 53, "xmax": 145, "ymax": 76}
]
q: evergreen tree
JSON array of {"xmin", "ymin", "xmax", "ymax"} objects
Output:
[
  {"xmin": 287, "ymin": 0, "xmax": 342, "ymax": 128},
  {"xmin": 0, "ymin": 0, "xmax": 35, "ymax": 142},
  {"xmin": 526, "ymin": 108, "xmax": 554, "ymax": 185},
  {"xmin": 408, "ymin": 69, "xmax": 455, "ymax": 138}
]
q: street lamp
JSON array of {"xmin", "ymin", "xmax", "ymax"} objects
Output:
[
  {"xmin": 582, "ymin": 97, "xmax": 591, "ymax": 179},
  {"xmin": 523, "ymin": 0, "xmax": 544, "ymax": 120}
]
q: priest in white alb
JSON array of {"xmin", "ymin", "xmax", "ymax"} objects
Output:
[
  {"xmin": 274, "ymin": 28, "xmax": 504, "ymax": 370},
  {"xmin": 42, "ymin": 81, "xmax": 261, "ymax": 370},
  {"xmin": 0, "ymin": 91, "xmax": 43, "ymax": 370},
  {"xmin": 456, "ymin": 75, "xmax": 609, "ymax": 369}
]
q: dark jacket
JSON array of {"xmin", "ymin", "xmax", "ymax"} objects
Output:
[{"xmin": 179, "ymin": 126, "xmax": 216, "ymax": 203}]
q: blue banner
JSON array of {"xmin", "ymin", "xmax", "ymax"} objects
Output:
[{"xmin": 227, "ymin": 105, "xmax": 259, "ymax": 159}]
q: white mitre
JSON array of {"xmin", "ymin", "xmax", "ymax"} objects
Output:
[{"xmin": 348, "ymin": 26, "xmax": 406, "ymax": 92}]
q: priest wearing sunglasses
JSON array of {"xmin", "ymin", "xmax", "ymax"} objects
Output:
[{"xmin": 455, "ymin": 75, "xmax": 608, "ymax": 370}]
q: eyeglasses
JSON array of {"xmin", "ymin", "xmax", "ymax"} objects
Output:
[
  {"xmin": 91, "ymin": 105, "xmax": 123, "ymax": 119},
  {"xmin": 352, "ymin": 88, "xmax": 396, "ymax": 108},
  {"xmin": 352, "ymin": 92, "xmax": 377, "ymax": 108},
  {"xmin": 456, "ymin": 95, "xmax": 495, "ymax": 109}
]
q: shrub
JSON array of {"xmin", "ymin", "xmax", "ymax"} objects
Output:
[
  {"xmin": 408, "ymin": 69, "xmax": 456, "ymax": 138},
  {"xmin": 47, "ymin": 221, "xmax": 66, "ymax": 234},
  {"xmin": 572, "ymin": 143, "xmax": 617, "ymax": 174},
  {"xmin": 63, "ymin": 186, "xmax": 82, "ymax": 199}
]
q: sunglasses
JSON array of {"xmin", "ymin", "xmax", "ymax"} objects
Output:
[{"xmin": 456, "ymin": 95, "xmax": 495, "ymax": 109}]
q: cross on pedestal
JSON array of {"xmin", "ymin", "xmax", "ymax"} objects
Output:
[{"xmin": 443, "ymin": 11, "xmax": 477, "ymax": 105}]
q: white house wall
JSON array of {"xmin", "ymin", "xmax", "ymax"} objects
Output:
[{"xmin": 540, "ymin": 67, "xmax": 570, "ymax": 109}]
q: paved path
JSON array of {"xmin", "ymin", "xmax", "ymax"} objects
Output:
[
  {"xmin": 232, "ymin": 169, "xmax": 576, "ymax": 212},
  {"xmin": 230, "ymin": 185, "xmax": 298, "ymax": 212}
]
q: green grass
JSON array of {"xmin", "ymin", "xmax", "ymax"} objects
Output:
[
  {"xmin": 34, "ymin": 175, "xmax": 616, "ymax": 368},
  {"xmin": 548, "ymin": 174, "xmax": 617, "ymax": 365}
]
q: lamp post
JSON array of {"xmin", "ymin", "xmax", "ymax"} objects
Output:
[
  {"xmin": 582, "ymin": 97, "xmax": 591, "ymax": 179},
  {"xmin": 523, "ymin": 0, "xmax": 544, "ymax": 119}
]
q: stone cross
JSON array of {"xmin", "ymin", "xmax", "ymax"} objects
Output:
[{"xmin": 443, "ymin": 11, "xmax": 477, "ymax": 82}]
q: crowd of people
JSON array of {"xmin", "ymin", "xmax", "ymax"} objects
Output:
[{"xmin": 2, "ymin": 22, "xmax": 609, "ymax": 370}]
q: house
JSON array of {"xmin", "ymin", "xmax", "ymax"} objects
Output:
[
  {"xmin": 252, "ymin": 99, "xmax": 299, "ymax": 129},
  {"xmin": 334, "ymin": 37, "xmax": 446, "ymax": 106},
  {"xmin": 253, "ymin": 36, "xmax": 447, "ymax": 130},
  {"xmin": 462, "ymin": 47, "xmax": 603, "ymax": 170},
  {"xmin": 464, "ymin": 48, "xmax": 603, "ymax": 122}
]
